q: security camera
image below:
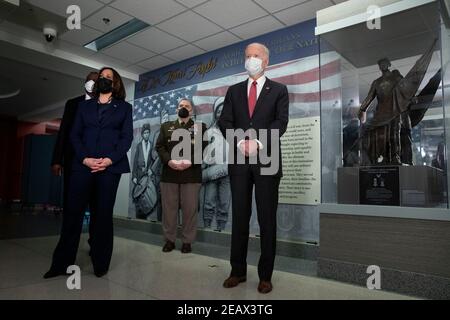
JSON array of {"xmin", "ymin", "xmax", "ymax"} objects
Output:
[{"xmin": 43, "ymin": 26, "xmax": 57, "ymax": 42}]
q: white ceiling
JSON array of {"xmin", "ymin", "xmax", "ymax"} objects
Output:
[
  {"xmin": 0, "ymin": 0, "xmax": 344, "ymax": 121},
  {"xmin": 17, "ymin": 0, "xmax": 344, "ymax": 73}
]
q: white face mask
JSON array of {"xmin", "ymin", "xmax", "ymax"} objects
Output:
[
  {"xmin": 245, "ymin": 57, "xmax": 264, "ymax": 77},
  {"xmin": 84, "ymin": 80, "xmax": 95, "ymax": 93}
]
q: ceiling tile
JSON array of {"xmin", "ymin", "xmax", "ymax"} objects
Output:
[
  {"xmin": 83, "ymin": 6, "xmax": 133, "ymax": 33},
  {"xmin": 90, "ymin": 52, "xmax": 130, "ymax": 68},
  {"xmin": 59, "ymin": 24, "xmax": 103, "ymax": 46},
  {"xmin": 27, "ymin": 0, "xmax": 104, "ymax": 18},
  {"xmin": 102, "ymin": 41, "xmax": 157, "ymax": 64},
  {"xmin": 124, "ymin": 64, "xmax": 148, "ymax": 75},
  {"xmin": 193, "ymin": 31, "xmax": 241, "ymax": 51},
  {"xmin": 174, "ymin": 0, "xmax": 209, "ymax": 8},
  {"xmin": 56, "ymin": 40, "xmax": 98, "ymax": 59},
  {"xmin": 274, "ymin": 0, "xmax": 334, "ymax": 25},
  {"xmin": 110, "ymin": 0, "xmax": 186, "ymax": 25},
  {"xmin": 157, "ymin": 11, "xmax": 223, "ymax": 42},
  {"xmin": 254, "ymin": 0, "xmax": 309, "ymax": 13},
  {"xmin": 138, "ymin": 55, "xmax": 174, "ymax": 71},
  {"xmin": 194, "ymin": 0, "xmax": 267, "ymax": 29},
  {"xmin": 127, "ymin": 27, "xmax": 187, "ymax": 53},
  {"xmin": 163, "ymin": 44, "xmax": 206, "ymax": 62},
  {"xmin": 229, "ymin": 15, "xmax": 284, "ymax": 40}
]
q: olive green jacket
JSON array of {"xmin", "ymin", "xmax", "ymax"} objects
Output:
[{"xmin": 155, "ymin": 118, "xmax": 207, "ymax": 183}]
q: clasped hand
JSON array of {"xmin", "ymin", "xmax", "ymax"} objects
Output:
[
  {"xmin": 239, "ymin": 140, "xmax": 259, "ymax": 157},
  {"xmin": 83, "ymin": 158, "xmax": 113, "ymax": 173},
  {"xmin": 168, "ymin": 159, "xmax": 192, "ymax": 171}
]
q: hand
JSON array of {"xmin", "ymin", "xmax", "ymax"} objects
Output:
[
  {"xmin": 132, "ymin": 178, "xmax": 138, "ymax": 184},
  {"xmin": 239, "ymin": 140, "xmax": 259, "ymax": 157},
  {"xmin": 83, "ymin": 158, "xmax": 103, "ymax": 171},
  {"xmin": 246, "ymin": 140, "xmax": 259, "ymax": 157},
  {"xmin": 83, "ymin": 158, "xmax": 112, "ymax": 173},
  {"xmin": 51, "ymin": 164, "xmax": 63, "ymax": 176},
  {"xmin": 92, "ymin": 158, "xmax": 112, "ymax": 173},
  {"xmin": 178, "ymin": 159, "xmax": 192, "ymax": 171},
  {"xmin": 168, "ymin": 160, "xmax": 181, "ymax": 170}
]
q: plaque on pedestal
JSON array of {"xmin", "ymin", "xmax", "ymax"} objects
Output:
[
  {"xmin": 337, "ymin": 166, "xmax": 445, "ymax": 207},
  {"xmin": 359, "ymin": 166, "xmax": 400, "ymax": 206}
]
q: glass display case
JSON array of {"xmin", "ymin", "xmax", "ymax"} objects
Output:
[{"xmin": 318, "ymin": 0, "xmax": 449, "ymax": 208}]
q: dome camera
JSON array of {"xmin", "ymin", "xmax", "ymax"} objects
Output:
[{"xmin": 43, "ymin": 26, "xmax": 57, "ymax": 42}]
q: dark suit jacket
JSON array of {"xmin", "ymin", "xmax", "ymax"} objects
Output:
[
  {"xmin": 218, "ymin": 78, "xmax": 289, "ymax": 177},
  {"xmin": 51, "ymin": 95, "xmax": 85, "ymax": 168},
  {"xmin": 70, "ymin": 98, "xmax": 133, "ymax": 174}
]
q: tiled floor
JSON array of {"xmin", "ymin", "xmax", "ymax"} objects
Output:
[{"xmin": 0, "ymin": 234, "xmax": 416, "ymax": 300}]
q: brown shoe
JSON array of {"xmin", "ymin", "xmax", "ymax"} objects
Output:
[
  {"xmin": 162, "ymin": 240, "xmax": 175, "ymax": 252},
  {"xmin": 181, "ymin": 243, "xmax": 191, "ymax": 253},
  {"xmin": 257, "ymin": 281, "xmax": 273, "ymax": 294},
  {"xmin": 223, "ymin": 276, "xmax": 246, "ymax": 288}
]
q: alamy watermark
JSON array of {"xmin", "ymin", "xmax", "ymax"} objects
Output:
[
  {"xmin": 366, "ymin": 265, "xmax": 381, "ymax": 290},
  {"xmin": 66, "ymin": 265, "xmax": 81, "ymax": 290},
  {"xmin": 169, "ymin": 127, "xmax": 281, "ymax": 176},
  {"xmin": 366, "ymin": 5, "xmax": 381, "ymax": 30},
  {"xmin": 66, "ymin": 5, "xmax": 81, "ymax": 30}
]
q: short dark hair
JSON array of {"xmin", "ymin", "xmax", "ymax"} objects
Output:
[
  {"xmin": 85, "ymin": 71, "xmax": 98, "ymax": 82},
  {"xmin": 94, "ymin": 67, "xmax": 126, "ymax": 100},
  {"xmin": 377, "ymin": 58, "xmax": 391, "ymax": 67},
  {"xmin": 178, "ymin": 97, "xmax": 196, "ymax": 116},
  {"xmin": 141, "ymin": 123, "xmax": 151, "ymax": 135}
]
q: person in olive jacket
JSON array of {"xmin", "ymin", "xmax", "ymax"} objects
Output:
[{"xmin": 155, "ymin": 98, "xmax": 207, "ymax": 254}]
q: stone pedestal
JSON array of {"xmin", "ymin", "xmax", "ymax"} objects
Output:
[{"xmin": 337, "ymin": 166, "xmax": 445, "ymax": 207}]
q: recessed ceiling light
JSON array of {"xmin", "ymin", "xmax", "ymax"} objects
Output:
[{"xmin": 84, "ymin": 18, "xmax": 150, "ymax": 52}]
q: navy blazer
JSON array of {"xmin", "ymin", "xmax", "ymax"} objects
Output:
[{"xmin": 70, "ymin": 98, "xmax": 133, "ymax": 174}]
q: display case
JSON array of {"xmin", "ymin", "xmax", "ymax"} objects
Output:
[{"xmin": 318, "ymin": 0, "xmax": 449, "ymax": 209}]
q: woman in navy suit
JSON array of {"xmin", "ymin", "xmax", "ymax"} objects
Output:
[{"xmin": 44, "ymin": 67, "xmax": 133, "ymax": 278}]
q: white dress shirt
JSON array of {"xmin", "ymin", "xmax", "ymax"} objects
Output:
[
  {"xmin": 237, "ymin": 75, "xmax": 267, "ymax": 150},
  {"xmin": 247, "ymin": 75, "xmax": 266, "ymax": 101}
]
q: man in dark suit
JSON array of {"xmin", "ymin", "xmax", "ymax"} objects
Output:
[
  {"xmin": 219, "ymin": 43, "xmax": 289, "ymax": 294},
  {"xmin": 51, "ymin": 72, "xmax": 99, "ymax": 182},
  {"xmin": 51, "ymin": 71, "xmax": 98, "ymax": 252}
]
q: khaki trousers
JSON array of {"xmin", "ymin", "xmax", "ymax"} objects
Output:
[{"xmin": 160, "ymin": 182, "xmax": 201, "ymax": 244}]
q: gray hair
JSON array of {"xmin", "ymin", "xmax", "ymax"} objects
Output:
[{"xmin": 245, "ymin": 42, "xmax": 270, "ymax": 58}]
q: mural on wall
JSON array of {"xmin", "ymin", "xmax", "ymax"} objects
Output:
[{"xmin": 129, "ymin": 19, "xmax": 341, "ymax": 242}]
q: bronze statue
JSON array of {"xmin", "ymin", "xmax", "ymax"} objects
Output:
[{"xmin": 357, "ymin": 39, "xmax": 438, "ymax": 165}]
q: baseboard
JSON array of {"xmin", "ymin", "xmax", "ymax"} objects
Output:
[
  {"xmin": 113, "ymin": 216, "xmax": 318, "ymax": 260},
  {"xmin": 318, "ymin": 258, "xmax": 450, "ymax": 299}
]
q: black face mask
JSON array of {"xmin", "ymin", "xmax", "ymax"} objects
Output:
[
  {"xmin": 178, "ymin": 107, "xmax": 190, "ymax": 119},
  {"xmin": 97, "ymin": 77, "xmax": 113, "ymax": 94}
]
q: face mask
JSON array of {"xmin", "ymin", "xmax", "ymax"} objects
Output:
[
  {"xmin": 97, "ymin": 77, "xmax": 113, "ymax": 94},
  {"xmin": 245, "ymin": 57, "xmax": 264, "ymax": 77},
  {"xmin": 84, "ymin": 80, "xmax": 95, "ymax": 93},
  {"xmin": 178, "ymin": 107, "xmax": 190, "ymax": 119}
]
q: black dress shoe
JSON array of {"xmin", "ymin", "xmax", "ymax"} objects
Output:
[
  {"xmin": 223, "ymin": 276, "xmax": 246, "ymax": 288},
  {"xmin": 162, "ymin": 240, "xmax": 175, "ymax": 252},
  {"xmin": 181, "ymin": 243, "xmax": 191, "ymax": 253},
  {"xmin": 257, "ymin": 281, "xmax": 273, "ymax": 294},
  {"xmin": 43, "ymin": 268, "xmax": 67, "ymax": 279},
  {"xmin": 94, "ymin": 269, "xmax": 108, "ymax": 278}
]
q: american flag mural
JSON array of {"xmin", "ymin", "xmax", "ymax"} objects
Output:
[
  {"xmin": 132, "ymin": 52, "xmax": 341, "ymax": 133},
  {"xmin": 129, "ymin": 51, "xmax": 341, "ymax": 241}
]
